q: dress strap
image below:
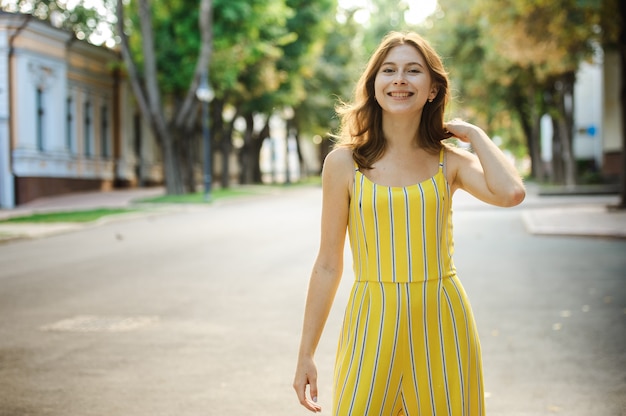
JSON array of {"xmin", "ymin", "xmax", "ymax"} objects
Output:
[{"xmin": 438, "ymin": 147, "xmax": 446, "ymax": 176}]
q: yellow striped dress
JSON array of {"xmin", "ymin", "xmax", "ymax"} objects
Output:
[{"xmin": 333, "ymin": 148, "xmax": 484, "ymax": 416}]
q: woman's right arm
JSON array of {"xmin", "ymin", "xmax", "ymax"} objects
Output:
[{"xmin": 293, "ymin": 148, "xmax": 352, "ymax": 413}]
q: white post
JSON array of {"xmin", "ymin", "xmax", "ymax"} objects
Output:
[{"xmin": 0, "ymin": 126, "xmax": 14, "ymax": 208}]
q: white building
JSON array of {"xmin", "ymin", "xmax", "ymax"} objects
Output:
[{"xmin": 0, "ymin": 12, "xmax": 162, "ymax": 208}]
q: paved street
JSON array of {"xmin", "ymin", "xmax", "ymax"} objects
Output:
[{"xmin": 0, "ymin": 186, "xmax": 624, "ymax": 415}]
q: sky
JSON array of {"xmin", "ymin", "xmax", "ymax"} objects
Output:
[{"xmin": 338, "ymin": 0, "xmax": 439, "ymax": 25}]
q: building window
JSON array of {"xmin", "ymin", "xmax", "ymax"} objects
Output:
[
  {"xmin": 36, "ymin": 88, "xmax": 44, "ymax": 151},
  {"xmin": 84, "ymin": 100, "xmax": 92, "ymax": 156},
  {"xmin": 66, "ymin": 96, "xmax": 73, "ymax": 152},
  {"xmin": 101, "ymin": 104, "xmax": 109, "ymax": 157}
]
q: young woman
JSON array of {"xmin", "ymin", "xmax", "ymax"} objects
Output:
[{"xmin": 293, "ymin": 31, "xmax": 525, "ymax": 415}]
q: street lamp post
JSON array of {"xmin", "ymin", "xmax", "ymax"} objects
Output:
[{"xmin": 196, "ymin": 70, "xmax": 214, "ymax": 201}]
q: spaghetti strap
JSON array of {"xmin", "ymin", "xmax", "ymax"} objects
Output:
[{"xmin": 438, "ymin": 147, "xmax": 446, "ymax": 177}]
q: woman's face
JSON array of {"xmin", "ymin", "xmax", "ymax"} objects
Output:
[{"xmin": 374, "ymin": 44, "xmax": 437, "ymax": 117}]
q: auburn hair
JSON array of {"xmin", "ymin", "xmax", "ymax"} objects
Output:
[{"xmin": 336, "ymin": 31, "xmax": 451, "ymax": 169}]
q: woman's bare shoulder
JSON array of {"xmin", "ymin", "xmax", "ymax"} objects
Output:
[
  {"xmin": 322, "ymin": 147, "xmax": 354, "ymax": 186},
  {"xmin": 324, "ymin": 147, "xmax": 354, "ymax": 170},
  {"xmin": 444, "ymin": 143, "xmax": 475, "ymax": 165}
]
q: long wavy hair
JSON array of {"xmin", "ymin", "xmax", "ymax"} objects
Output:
[{"xmin": 336, "ymin": 31, "xmax": 451, "ymax": 169}]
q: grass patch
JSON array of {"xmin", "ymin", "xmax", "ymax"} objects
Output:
[
  {"xmin": 137, "ymin": 181, "xmax": 323, "ymax": 204},
  {"xmin": 0, "ymin": 181, "xmax": 323, "ymax": 224},
  {"xmin": 137, "ymin": 187, "xmax": 260, "ymax": 204},
  {"xmin": 0, "ymin": 208, "xmax": 138, "ymax": 224}
]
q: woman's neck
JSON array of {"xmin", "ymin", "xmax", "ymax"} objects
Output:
[{"xmin": 381, "ymin": 112, "xmax": 422, "ymax": 150}]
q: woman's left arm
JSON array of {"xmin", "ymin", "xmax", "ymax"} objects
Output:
[{"xmin": 445, "ymin": 119, "xmax": 526, "ymax": 207}]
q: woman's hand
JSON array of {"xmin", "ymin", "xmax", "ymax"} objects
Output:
[
  {"xmin": 293, "ymin": 356, "xmax": 322, "ymax": 412},
  {"xmin": 443, "ymin": 119, "xmax": 482, "ymax": 143},
  {"xmin": 444, "ymin": 118, "xmax": 526, "ymax": 207}
]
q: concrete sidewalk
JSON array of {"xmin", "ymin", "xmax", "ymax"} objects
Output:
[
  {"xmin": 521, "ymin": 203, "xmax": 626, "ymax": 239},
  {"xmin": 0, "ymin": 185, "xmax": 625, "ymax": 243},
  {"xmin": 0, "ymin": 187, "xmax": 167, "ymax": 243},
  {"xmin": 0, "ymin": 187, "xmax": 165, "ymax": 219},
  {"xmin": 520, "ymin": 183, "xmax": 626, "ymax": 239}
]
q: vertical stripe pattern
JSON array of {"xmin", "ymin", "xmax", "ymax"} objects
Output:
[{"xmin": 334, "ymin": 149, "xmax": 484, "ymax": 416}]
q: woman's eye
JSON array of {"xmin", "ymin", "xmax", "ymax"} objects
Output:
[{"xmin": 382, "ymin": 68, "xmax": 394, "ymax": 73}]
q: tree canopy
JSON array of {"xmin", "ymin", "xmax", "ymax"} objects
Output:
[{"xmin": 3, "ymin": 0, "xmax": 623, "ymax": 198}]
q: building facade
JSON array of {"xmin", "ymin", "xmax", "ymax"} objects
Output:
[
  {"xmin": 538, "ymin": 46, "xmax": 624, "ymax": 185},
  {"xmin": 0, "ymin": 12, "xmax": 162, "ymax": 208}
]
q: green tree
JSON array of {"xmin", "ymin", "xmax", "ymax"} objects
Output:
[
  {"xmin": 430, "ymin": 0, "xmax": 619, "ymax": 187},
  {"xmin": 363, "ymin": 0, "xmax": 409, "ymax": 53},
  {"xmin": 210, "ymin": 0, "xmax": 338, "ymax": 185},
  {"xmin": 227, "ymin": 0, "xmax": 295, "ymax": 184},
  {"xmin": 296, "ymin": 6, "xmax": 364, "ymax": 171},
  {"xmin": 3, "ymin": 0, "xmax": 391, "ymax": 192},
  {"xmin": 275, "ymin": 0, "xmax": 337, "ymax": 181},
  {"xmin": 2, "ymin": 0, "xmax": 210, "ymax": 193},
  {"xmin": 481, "ymin": 0, "xmax": 600, "ymax": 186},
  {"xmin": 1, "ymin": 0, "xmax": 116, "ymax": 45},
  {"xmin": 116, "ymin": 0, "xmax": 213, "ymax": 194}
]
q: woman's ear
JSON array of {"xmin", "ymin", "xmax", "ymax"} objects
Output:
[{"xmin": 429, "ymin": 86, "xmax": 439, "ymax": 102}]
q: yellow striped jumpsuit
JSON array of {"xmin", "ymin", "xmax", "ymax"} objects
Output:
[{"xmin": 333, "ymin": 149, "xmax": 484, "ymax": 415}]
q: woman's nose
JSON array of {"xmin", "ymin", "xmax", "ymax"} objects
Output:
[{"xmin": 393, "ymin": 72, "xmax": 407, "ymax": 84}]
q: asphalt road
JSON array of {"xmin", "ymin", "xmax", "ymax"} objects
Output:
[{"xmin": 0, "ymin": 187, "xmax": 624, "ymax": 416}]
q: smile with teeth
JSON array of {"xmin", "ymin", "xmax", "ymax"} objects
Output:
[{"xmin": 389, "ymin": 92, "xmax": 413, "ymax": 98}]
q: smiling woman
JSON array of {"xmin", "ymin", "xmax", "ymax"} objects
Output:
[{"xmin": 293, "ymin": 31, "xmax": 525, "ymax": 415}]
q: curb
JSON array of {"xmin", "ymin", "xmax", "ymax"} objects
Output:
[
  {"xmin": 521, "ymin": 206, "xmax": 626, "ymax": 239},
  {"xmin": 0, "ymin": 206, "xmax": 188, "ymax": 244}
]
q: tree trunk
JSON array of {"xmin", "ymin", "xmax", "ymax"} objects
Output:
[
  {"xmin": 561, "ymin": 73, "xmax": 577, "ymax": 187},
  {"xmin": 527, "ymin": 87, "xmax": 545, "ymax": 181},
  {"xmin": 240, "ymin": 112, "xmax": 255, "ymax": 184},
  {"xmin": 172, "ymin": 0, "xmax": 213, "ymax": 194},
  {"xmin": 516, "ymin": 104, "xmax": 534, "ymax": 177},
  {"xmin": 182, "ymin": 129, "xmax": 197, "ymax": 192},
  {"xmin": 224, "ymin": 109, "xmax": 239, "ymax": 186},
  {"xmin": 512, "ymin": 80, "xmax": 544, "ymax": 181},
  {"xmin": 252, "ymin": 118, "xmax": 270, "ymax": 184},
  {"xmin": 116, "ymin": 0, "xmax": 213, "ymax": 195},
  {"xmin": 212, "ymin": 99, "xmax": 233, "ymax": 189},
  {"xmin": 292, "ymin": 116, "xmax": 306, "ymax": 179},
  {"xmin": 116, "ymin": 0, "xmax": 183, "ymax": 193},
  {"xmin": 530, "ymin": 110, "xmax": 543, "ymax": 181},
  {"xmin": 220, "ymin": 133, "xmax": 231, "ymax": 188},
  {"xmin": 551, "ymin": 73, "xmax": 577, "ymax": 187},
  {"xmin": 551, "ymin": 116, "xmax": 564, "ymax": 184},
  {"xmin": 137, "ymin": 0, "xmax": 184, "ymax": 194}
]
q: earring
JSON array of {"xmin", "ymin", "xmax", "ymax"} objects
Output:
[{"xmin": 428, "ymin": 98, "xmax": 434, "ymax": 103}]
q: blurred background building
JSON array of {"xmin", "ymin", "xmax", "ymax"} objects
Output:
[{"xmin": 0, "ymin": 12, "xmax": 161, "ymax": 208}]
